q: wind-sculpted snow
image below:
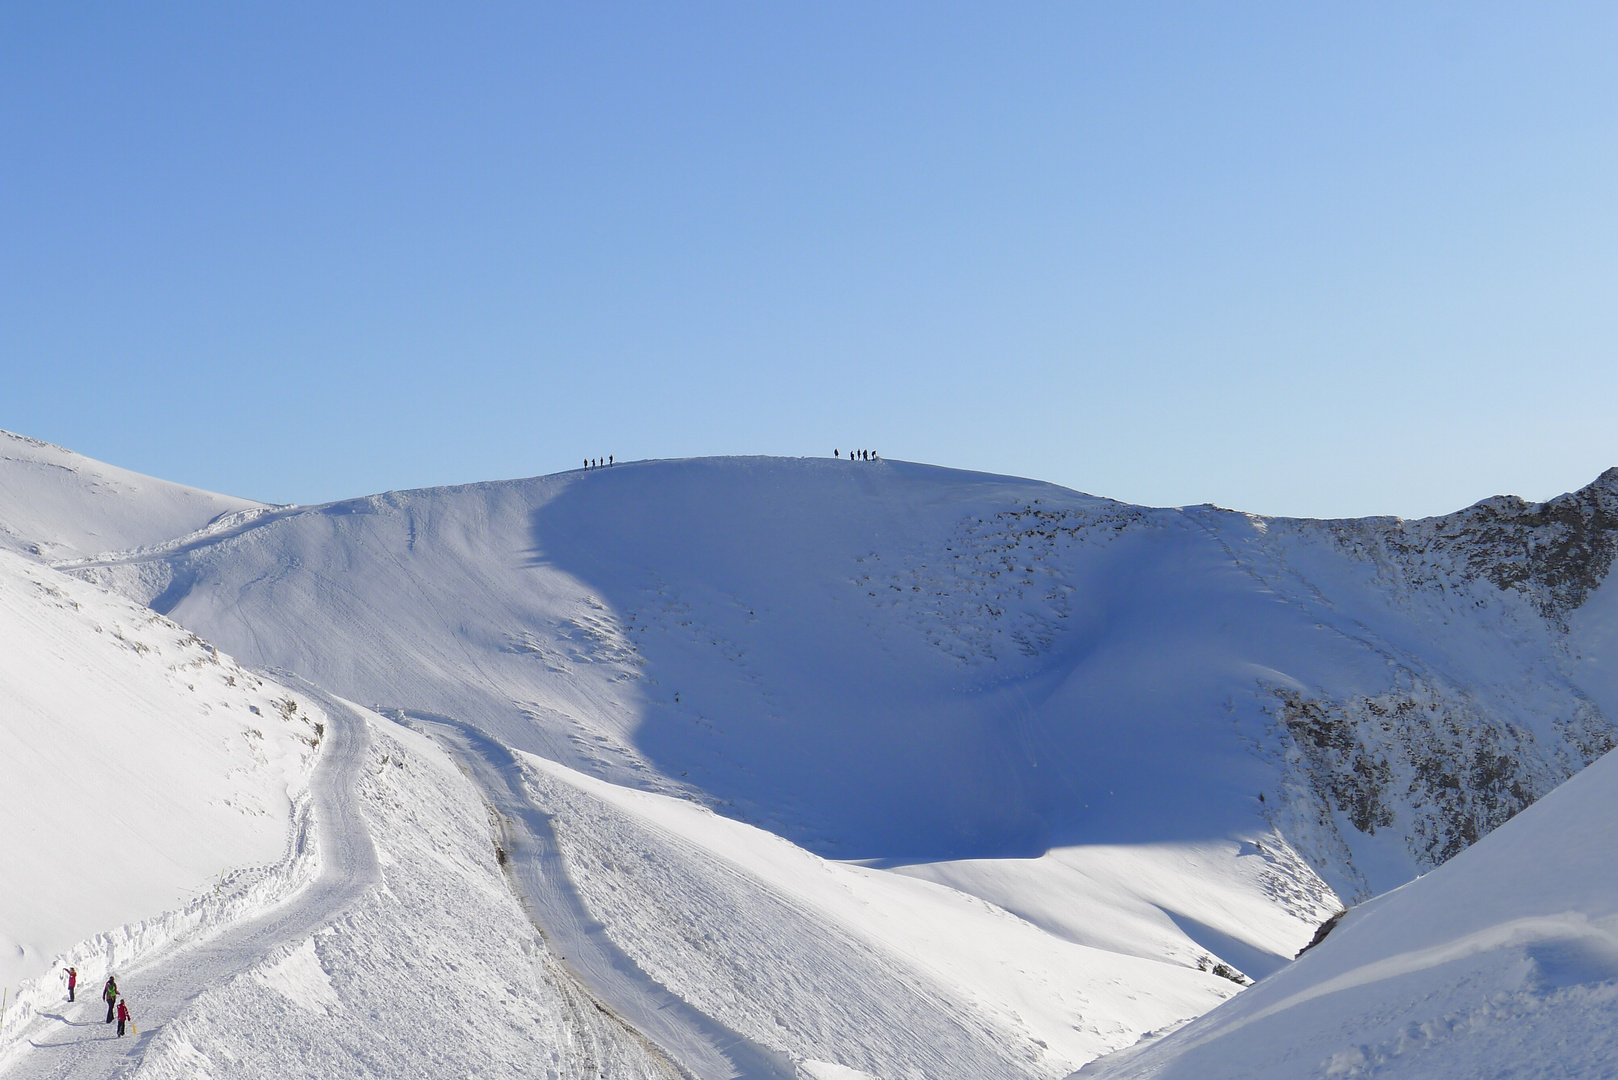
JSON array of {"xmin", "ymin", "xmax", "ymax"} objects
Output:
[
  {"xmin": 520, "ymin": 751, "xmax": 1245, "ymax": 1078},
  {"xmin": 404, "ymin": 711, "xmax": 794, "ymax": 1080}
]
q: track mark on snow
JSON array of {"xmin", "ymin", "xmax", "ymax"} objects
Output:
[
  {"xmin": 1, "ymin": 686, "xmax": 378, "ymax": 1080},
  {"xmin": 401, "ymin": 711, "xmax": 796, "ymax": 1080}
]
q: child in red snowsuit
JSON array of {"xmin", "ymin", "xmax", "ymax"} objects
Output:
[{"xmin": 116, "ymin": 998, "xmax": 131, "ymax": 1037}]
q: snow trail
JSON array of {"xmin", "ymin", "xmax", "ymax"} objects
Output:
[
  {"xmin": 405, "ymin": 712, "xmax": 796, "ymax": 1080},
  {"xmin": 1, "ymin": 692, "xmax": 378, "ymax": 1080}
]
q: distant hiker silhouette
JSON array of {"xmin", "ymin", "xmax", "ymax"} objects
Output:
[
  {"xmin": 103, "ymin": 975, "xmax": 118, "ymax": 1023},
  {"xmin": 834, "ymin": 449, "xmax": 839, "ymax": 457},
  {"xmin": 609, "ymin": 454, "xmax": 614, "ymax": 465},
  {"xmin": 583, "ymin": 458, "xmax": 588, "ymax": 470},
  {"xmin": 66, "ymin": 966, "xmax": 77, "ymax": 1001},
  {"xmin": 116, "ymin": 998, "xmax": 131, "ymax": 1038}
]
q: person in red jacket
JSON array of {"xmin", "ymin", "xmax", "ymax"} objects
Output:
[
  {"xmin": 116, "ymin": 998, "xmax": 131, "ymax": 1038},
  {"xmin": 65, "ymin": 966, "xmax": 77, "ymax": 1002}
]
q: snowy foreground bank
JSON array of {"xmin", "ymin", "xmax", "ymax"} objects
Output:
[
  {"xmin": 1077, "ymin": 737, "xmax": 1618, "ymax": 1079},
  {"xmin": 2, "ymin": 429, "xmax": 1617, "ymax": 1078}
]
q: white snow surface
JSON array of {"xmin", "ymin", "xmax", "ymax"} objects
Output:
[
  {"xmin": 78, "ymin": 458, "xmax": 1618, "ymax": 896},
  {"xmin": 1078, "ymin": 733, "xmax": 1618, "ymax": 1079},
  {"xmin": 123, "ymin": 705, "xmax": 685, "ymax": 1080},
  {"xmin": 521, "ymin": 751, "xmax": 1246, "ymax": 1076},
  {"xmin": 1, "ymin": 693, "xmax": 684, "ymax": 1079},
  {"xmin": 0, "ymin": 547, "xmax": 320, "ymax": 993},
  {"xmin": 66, "ymin": 459, "xmax": 1372, "ymax": 1026},
  {"xmin": 4, "ymin": 439, "xmax": 1617, "ymax": 1078},
  {"xmin": 0, "ymin": 430, "xmax": 263, "ymax": 563}
]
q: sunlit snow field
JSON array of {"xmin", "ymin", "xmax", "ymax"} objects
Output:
[{"xmin": 3, "ymin": 429, "xmax": 1617, "ymax": 1079}]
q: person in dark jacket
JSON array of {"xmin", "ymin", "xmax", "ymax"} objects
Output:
[
  {"xmin": 116, "ymin": 997, "xmax": 131, "ymax": 1037},
  {"xmin": 103, "ymin": 975, "xmax": 118, "ymax": 1023}
]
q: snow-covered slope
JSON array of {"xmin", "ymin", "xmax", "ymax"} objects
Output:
[
  {"xmin": 69, "ymin": 461, "xmax": 1362, "ymax": 980},
  {"xmin": 78, "ymin": 459, "xmax": 1618, "ymax": 890},
  {"xmin": 10, "ymin": 441, "xmax": 1617, "ymax": 1077},
  {"xmin": 0, "ymin": 546, "xmax": 321, "ymax": 994},
  {"xmin": 1, "ymin": 691, "xmax": 692, "ymax": 1080},
  {"xmin": 516, "ymin": 749, "xmax": 1247, "ymax": 1076},
  {"xmin": 0, "ymin": 430, "xmax": 265, "ymax": 563},
  {"xmin": 1078, "ymin": 726, "xmax": 1618, "ymax": 1079}
]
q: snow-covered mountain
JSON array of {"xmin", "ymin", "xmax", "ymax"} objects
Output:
[
  {"xmin": 70, "ymin": 457, "xmax": 1618, "ymax": 897},
  {"xmin": 3, "ymin": 436, "xmax": 1616, "ymax": 1078}
]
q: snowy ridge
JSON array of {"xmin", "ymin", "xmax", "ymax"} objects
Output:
[
  {"xmin": 0, "ymin": 430, "xmax": 263, "ymax": 563},
  {"xmin": 1308, "ymin": 465, "xmax": 1618, "ymax": 624},
  {"xmin": 1192, "ymin": 470, "xmax": 1618, "ymax": 897},
  {"xmin": 44, "ymin": 454, "xmax": 1618, "ymax": 1071},
  {"xmin": 58, "ymin": 503, "xmax": 296, "ymax": 569}
]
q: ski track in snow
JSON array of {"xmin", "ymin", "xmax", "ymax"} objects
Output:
[
  {"xmin": 405, "ymin": 712, "xmax": 796, "ymax": 1080},
  {"xmin": 0, "ymin": 693, "xmax": 379, "ymax": 1080}
]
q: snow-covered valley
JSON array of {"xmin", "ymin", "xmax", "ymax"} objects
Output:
[{"xmin": 3, "ymin": 430, "xmax": 1617, "ymax": 1078}]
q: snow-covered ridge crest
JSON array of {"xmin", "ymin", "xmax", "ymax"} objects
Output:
[
  {"xmin": 1298, "ymin": 466, "xmax": 1618, "ymax": 624},
  {"xmin": 11, "ymin": 437, "xmax": 1618, "ymax": 1076},
  {"xmin": 1210, "ymin": 468, "xmax": 1618, "ymax": 896},
  {"xmin": 56, "ymin": 503, "xmax": 296, "ymax": 568},
  {"xmin": 0, "ymin": 428, "xmax": 264, "ymax": 563}
]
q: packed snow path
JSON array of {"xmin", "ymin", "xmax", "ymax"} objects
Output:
[
  {"xmin": 407, "ymin": 713, "xmax": 796, "ymax": 1080},
  {"xmin": 3, "ymin": 693, "xmax": 379, "ymax": 1080}
]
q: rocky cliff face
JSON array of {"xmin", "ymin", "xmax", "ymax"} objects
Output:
[
  {"xmin": 1240, "ymin": 469, "xmax": 1618, "ymax": 898},
  {"xmin": 1321, "ymin": 467, "xmax": 1618, "ymax": 625}
]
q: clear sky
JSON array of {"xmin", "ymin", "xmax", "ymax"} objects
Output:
[{"xmin": 3, "ymin": 3, "xmax": 1615, "ymax": 518}]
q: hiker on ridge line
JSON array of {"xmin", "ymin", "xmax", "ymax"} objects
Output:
[
  {"xmin": 103, "ymin": 974, "xmax": 118, "ymax": 1023},
  {"xmin": 65, "ymin": 965, "xmax": 76, "ymax": 1001}
]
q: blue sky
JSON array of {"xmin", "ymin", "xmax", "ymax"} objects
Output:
[{"xmin": 3, "ymin": 3, "xmax": 1615, "ymax": 517}]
